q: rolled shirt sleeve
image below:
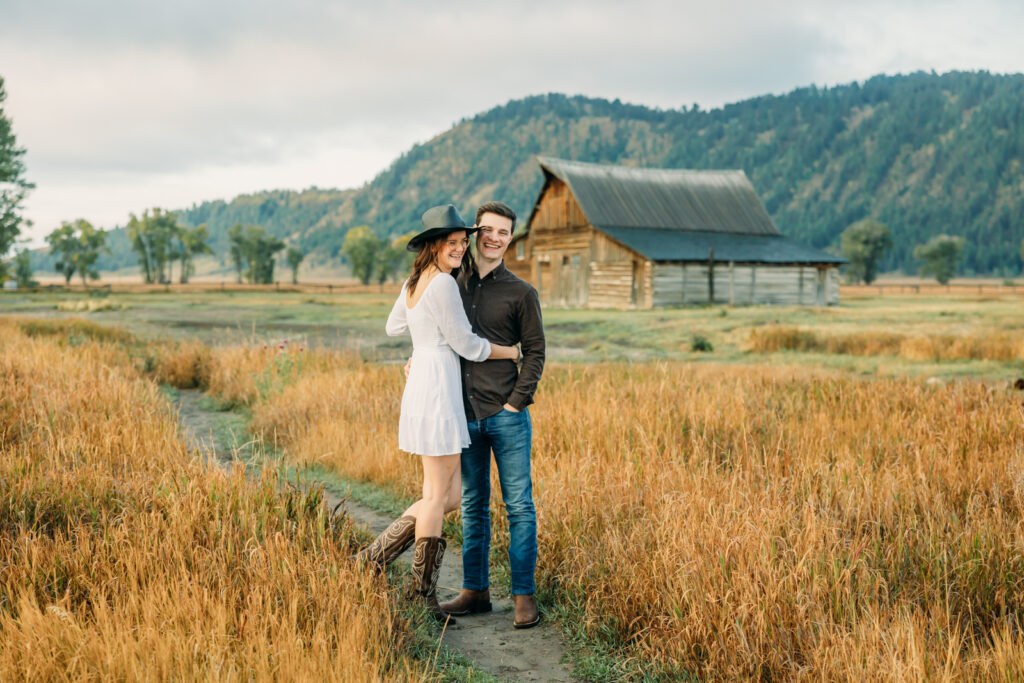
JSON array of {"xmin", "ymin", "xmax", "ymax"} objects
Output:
[
  {"xmin": 507, "ymin": 286, "xmax": 545, "ymax": 411},
  {"xmin": 427, "ymin": 275, "xmax": 491, "ymax": 362}
]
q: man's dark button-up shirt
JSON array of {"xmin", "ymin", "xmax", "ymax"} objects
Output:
[{"xmin": 456, "ymin": 261, "xmax": 545, "ymax": 422}]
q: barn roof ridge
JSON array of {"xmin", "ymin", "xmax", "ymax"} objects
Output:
[
  {"xmin": 598, "ymin": 227, "xmax": 847, "ymax": 264},
  {"xmin": 535, "ymin": 156, "xmax": 781, "ymax": 237}
]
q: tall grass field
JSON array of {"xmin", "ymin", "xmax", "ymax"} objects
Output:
[
  {"xmin": 3, "ymin": 296, "xmax": 1023, "ymax": 679},
  {"xmin": 151, "ymin": 327, "xmax": 1024, "ymax": 679},
  {"xmin": 0, "ymin": 319, "xmax": 423, "ymax": 681}
]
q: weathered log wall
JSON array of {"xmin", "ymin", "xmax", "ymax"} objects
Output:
[
  {"xmin": 587, "ymin": 262, "xmax": 633, "ymax": 309},
  {"xmin": 652, "ymin": 263, "xmax": 841, "ymax": 306},
  {"xmin": 521, "ymin": 178, "xmax": 641, "ymax": 308}
]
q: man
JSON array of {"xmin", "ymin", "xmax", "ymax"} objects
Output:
[{"xmin": 439, "ymin": 201, "xmax": 546, "ymax": 629}]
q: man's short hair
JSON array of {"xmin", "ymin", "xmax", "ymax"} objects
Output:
[{"xmin": 475, "ymin": 201, "xmax": 517, "ymax": 232}]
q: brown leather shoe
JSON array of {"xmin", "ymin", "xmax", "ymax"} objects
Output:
[
  {"xmin": 439, "ymin": 588, "xmax": 492, "ymax": 616},
  {"xmin": 513, "ymin": 594, "xmax": 540, "ymax": 629},
  {"xmin": 406, "ymin": 537, "xmax": 455, "ymax": 625}
]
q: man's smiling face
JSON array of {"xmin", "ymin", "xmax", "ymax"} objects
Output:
[{"xmin": 474, "ymin": 212, "xmax": 514, "ymax": 261}]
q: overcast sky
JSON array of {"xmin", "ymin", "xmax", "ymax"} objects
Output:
[{"xmin": 2, "ymin": 0, "xmax": 1022, "ymax": 245}]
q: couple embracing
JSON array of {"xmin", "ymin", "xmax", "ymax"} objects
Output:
[{"xmin": 356, "ymin": 201, "xmax": 545, "ymax": 629}]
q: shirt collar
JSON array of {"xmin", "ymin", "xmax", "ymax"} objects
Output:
[
  {"xmin": 468, "ymin": 259, "xmax": 507, "ymax": 283},
  {"xmin": 484, "ymin": 260, "xmax": 508, "ymax": 280}
]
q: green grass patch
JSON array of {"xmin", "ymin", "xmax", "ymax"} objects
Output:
[
  {"xmin": 7, "ymin": 290, "xmax": 1024, "ymax": 379},
  {"xmin": 545, "ymin": 589, "xmax": 698, "ymax": 682}
]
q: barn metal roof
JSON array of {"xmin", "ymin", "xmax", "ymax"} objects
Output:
[
  {"xmin": 599, "ymin": 227, "xmax": 847, "ymax": 264},
  {"xmin": 537, "ymin": 157, "xmax": 781, "ymax": 236}
]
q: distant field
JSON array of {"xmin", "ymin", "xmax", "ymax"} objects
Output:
[
  {"xmin": 2, "ymin": 287, "xmax": 1022, "ymax": 380},
  {"xmin": 31, "ymin": 254, "xmax": 356, "ymax": 285}
]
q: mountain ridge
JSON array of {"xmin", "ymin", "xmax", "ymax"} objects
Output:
[{"xmin": 51, "ymin": 70, "xmax": 1024, "ymax": 277}]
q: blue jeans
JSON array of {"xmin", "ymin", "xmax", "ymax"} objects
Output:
[{"xmin": 460, "ymin": 407, "xmax": 536, "ymax": 595}]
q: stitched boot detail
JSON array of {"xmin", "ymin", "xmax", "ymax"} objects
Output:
[{"xmin": 354, "ymin": 515, "xmax": 416, "ymax": 570}]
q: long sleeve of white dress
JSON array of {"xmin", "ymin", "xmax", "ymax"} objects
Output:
[
  {"xmin": 385, "ymin": 282, "xmax": 409, "ymax": 336},
  {"xmin": 425, "ymin": 275, "xmax": 491, "ymax": 362}
]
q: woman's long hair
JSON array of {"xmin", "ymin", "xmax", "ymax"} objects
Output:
[{"xmin": 407, "ymin": 233, "xmax": 472, "ymax": 295}]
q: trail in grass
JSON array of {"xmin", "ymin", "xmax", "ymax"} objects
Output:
[{"xmin": 173, "ymin": 388, "xmax": 573, "ymax": 683}]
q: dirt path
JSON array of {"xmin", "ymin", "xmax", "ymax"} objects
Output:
[{"xmin": 173, "ymin": 389, "xmax": 574, "ymax": 682}]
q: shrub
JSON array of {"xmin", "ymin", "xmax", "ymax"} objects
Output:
[{"xmin": 690, "ymin": 334, "xmax": 714, "ymax": 352}]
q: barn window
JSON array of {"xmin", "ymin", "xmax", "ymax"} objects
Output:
[
  {"xmin": 571, "ymin": 254, "xmax": 580, "ymax": 267},
  {"xmin": 562, "ymin": 255, "xmax": 569, "ymax": 266},
  {"xmin": 516, "ymin": 242, "xmax": 524, "ymax": 260}
]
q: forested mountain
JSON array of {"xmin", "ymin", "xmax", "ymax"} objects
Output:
[{"xmin": 85, "ymin": 71, "xmax": 1024, "ymax": 276}]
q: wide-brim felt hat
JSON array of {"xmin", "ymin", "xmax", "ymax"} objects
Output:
[{"xmin": 407, "ymin": 204, "xmax": 479, "ymax": 252}]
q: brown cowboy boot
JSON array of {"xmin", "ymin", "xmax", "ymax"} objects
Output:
[
  {"xmin": 513, "ymin": 594, "xmax": 540, "ymax": 629},
  {"xmin": 406, "ymin": 536, "xmax": 455, "ymax": 624},
  {"xmin": 439, "ymin": 588, "xmax": 492, "ymax": 616},
  {"xmin": 353, "ymin": 515, "xmax": 416, "ymax": 571}
]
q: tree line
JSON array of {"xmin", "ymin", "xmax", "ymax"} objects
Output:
[
  {"xmin": 36, "ymin": 210, "xmax": 310, "ymax": 286},
  {"xmin": 839, "ymin": 219, "xmax": 983, "ymax": 285},
  {"xmin": 341, "ymin": 226, "xmax": 415, "ymax": 285},
  {"xmin": 0, "ymin": 75, "xmax": 34, "ymax": 286},
  {"xmin": 21, "ymin": 210, "xmax": 995, "ymax": 288},
  {"xmin": 8, "ymin": 207, "xmax": 420, "ymax": 288}
]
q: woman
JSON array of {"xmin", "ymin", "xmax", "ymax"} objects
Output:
[{"xmin": 356, "ymin": 204, "xmax": 519, "ymax": 623}]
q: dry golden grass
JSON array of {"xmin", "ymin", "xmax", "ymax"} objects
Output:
[
  {"xmin": 530, "ymin": 364, "xmax": 1024, "ymax": 679},
  {"xmin": 227, "ymin": 350, "xmax": 1024, "ymax": 679},
  {"xmin": 24, "ymin": 319, "xmax": 1015, "ymax": 679},
  {"xmin": 153, "ymin": 339, "xmax": 212, "ymax": 389},
  {"xmin": 13, "ymin": 316, "xmax": 136, "ymax": 345},
  {"xmin": 0, "ymin": 320, "xmax": 423, "ymax": 681},
  {"xmin": 746, "ymin": 324, "xmax": 1024, "ymax": 362},
  {"xmin": 153, "ymin": 340, "xmax": 362, "ymax": 406},
  {"xmin": 55, "ymin": 297, "xmax": 126, "ymax": 313},
  {"xmin": 250, "ymin": 365, "xmax": 422, "ymax": 499}
]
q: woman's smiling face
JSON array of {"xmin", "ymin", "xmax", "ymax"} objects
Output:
[{"xmin": 436, "ymin": 230, "xmax": 470, "ymax": 272}]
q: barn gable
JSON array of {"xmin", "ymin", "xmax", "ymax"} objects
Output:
[{"xmin": 535, "ymin": 156, "xmax": 780, "ymax": 236}]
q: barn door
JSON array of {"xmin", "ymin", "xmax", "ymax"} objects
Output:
[{"xmin": 816, "ymin": 268, "xmax": 826, "ymax": 306}]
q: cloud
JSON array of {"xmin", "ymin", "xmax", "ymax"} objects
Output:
[
  {"xmin": 2, "ymin": 0, "xmax": 1022, "ymax": 242},
  {"xmin": 807, "ymin": 0, "xmax": 1024, "ymax": 79}
]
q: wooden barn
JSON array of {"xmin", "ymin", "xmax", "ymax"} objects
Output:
[{"xmin": 505, "ymin": 157, "xmax": 845, "ymax": 308}]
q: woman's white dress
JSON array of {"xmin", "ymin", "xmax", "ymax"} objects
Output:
[{"xmin": 386, "ymin": 274, "xmax": 491, "ymax": 456}]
